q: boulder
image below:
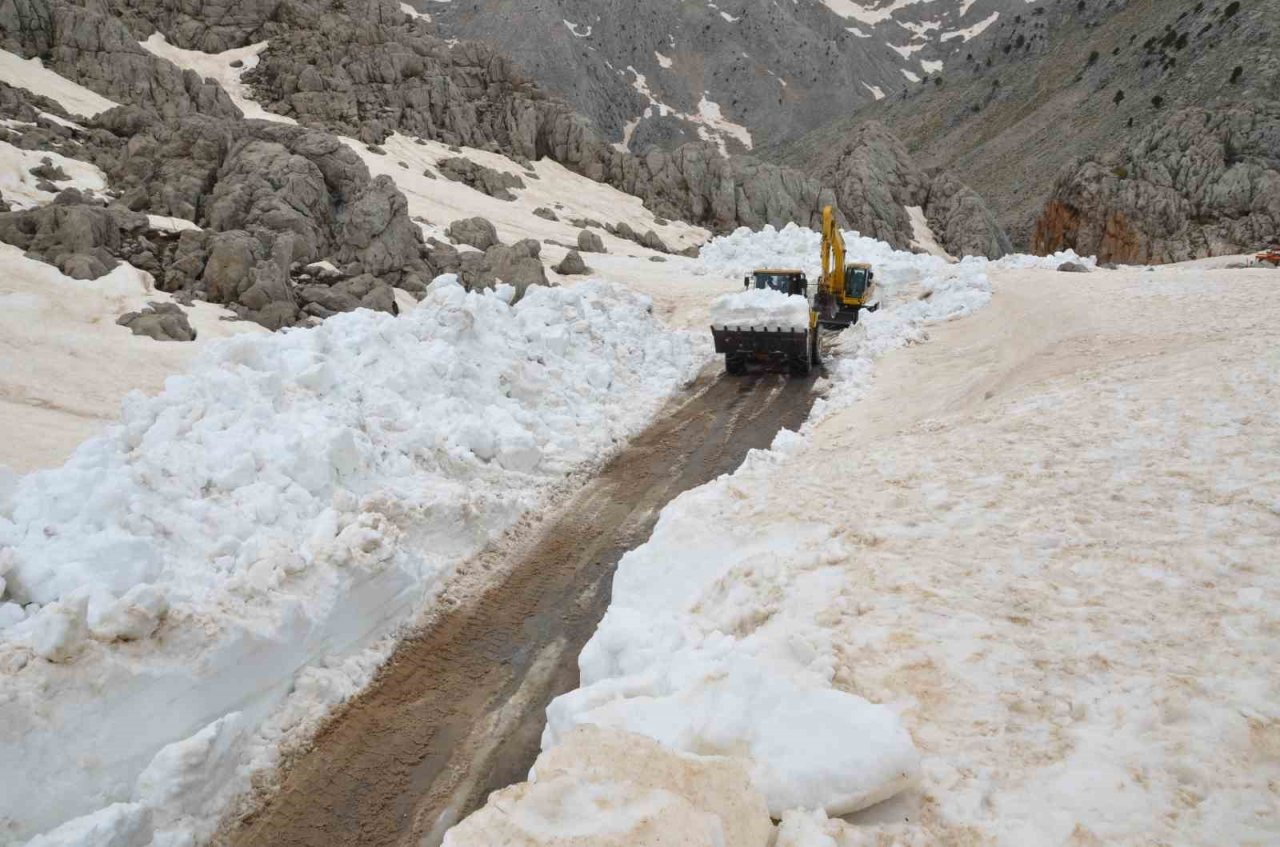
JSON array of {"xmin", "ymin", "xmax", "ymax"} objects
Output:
[
  {"xmin": 577, "ymin": 229, "xmax": 605, "ymax": 253},
  {"xmin": 1057, "ymin": 261, "xmax": 1090, "ymax": 273},
  {"xmin": 448, "ymin": 216, "xmax": 499, "ymax": 250},
  {"xmin": 116, "ymin": 302, "xmax": 196, "ymax": 341},
  {"xmin": 554, "ymin": 249, "xmax": 587, "ymax": 275}
]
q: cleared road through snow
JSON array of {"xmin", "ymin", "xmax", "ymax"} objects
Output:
[{"xmin": 220, "ymin": 368, "xmax": 819, "ymax": 847}]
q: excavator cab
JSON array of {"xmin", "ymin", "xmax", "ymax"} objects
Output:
[
  {"xmin": 843, "ymin": 265, "xmax": 873, "ymax": 300},
  {"xmin": 744, "ymin": 269, "xmax": 809, "ymax": 297}
]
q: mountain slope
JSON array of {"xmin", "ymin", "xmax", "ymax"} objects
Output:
[
  {"xmin": 421, "ymin": 0, "xmax": 1049, "ymax": 154},
  {"xmin": 773, "ymin": 0, "xmax": 1280, "ymax": 252}
]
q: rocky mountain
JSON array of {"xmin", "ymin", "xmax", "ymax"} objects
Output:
[
  {"xmin": 421, "ymin": 0, "xmax": 1048, "ymax": 154},
  {"xmin": 773, "ymin": 0, "xmax": 1280, "ymax": 257},
  {"xmin": 0, "ymin": 0, "xmax": 1013, "ymax": 334}
]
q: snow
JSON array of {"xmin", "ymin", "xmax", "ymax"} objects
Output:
[
  {"xmin": 537, "ymin": 232, "xmax": 990, "ymax": 819},
  {"xmin": 145, "ymin": 214, "xmax": 201, "ymax": 233},
  {"xmin": 694, "ymin": 95, "xmax": 753, "ymax": 153},
  {"xmin": 0, "ymin": 245, "xmax": 262, "ymax": 474},
  {"xmin": 709, "ymin": 287, "xmax": 809, "ymax": 331},
  {"xmin": 399, "ymin": 1, "xmax": 429, "ymax": 20},
  {"xmin": 623, "ymin": 68, "xmax": 751, "ymax": 155},
  {"xmin": 1, "ymin": 278, "xmax": 702, "ymax": 843},
  {"xmin": 445, "ymin": 726, "xmax": 772, "ymax": 847},
  {"xmin": 0, "ymin": 140, "xmax": 108, "ymax": 209},
  {"xmin": 138, "ymin": 34, "xmax": 296, "ymax": 124},
  {"xmin": 993, "ymin": 247, "xmax": 1096, "ymax": 270},
  {"xmin": 861, "ymin": 81, "xmax": 885, "ymax": 100},
  {"xmin": 905, "ymin": 204, "xmax": 952, "ymax": 259},
  {"xmin": 473, "ymin": 225, "xmax": 1280, "ymax": 843},
  {"xmin": 344, "ymin": 132, "xmax": 707, "ymax": 261},
  {"xmin": 942, "ymin": 10, "xmax": 1000, "ymax": 41},
  {"xmin": 654, "ymin": 50, "xmax": 674, "ymax": 69},
  {"xmin": 901, "ymin": 68, "xmax": 922, "ymax": 82},
  {"xmin": 920, "ymin": 58, "xmax": 943, "ymax": 74},
  {"xmin": 563, "ymin": 19, "xmax": 592, "ymax": 37},
  {"xmin": 0, "ymin": 49, "xmax": 118, "ymax": 117}
]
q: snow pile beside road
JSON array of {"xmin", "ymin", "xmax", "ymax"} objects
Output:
[
  {"xmin": 697, "ymin": 222, "xmax": 952, "ymax": 287},
  {"xmin": 993, "ymin": 248, "xmax": 1097, "ymax": 270},
  {"xmin": 0, "ymin": 278, "xmax": 702, "ymax": 845},
  {"xmin": 445, "ymin": 725, "xmax": 773, "ymax": 847},
  {"xmin": 532, "ymin": 233, "xmax": 994, "ymax": 821},
  {"xmin": 709, "ymin": 288, "xmax": 809, "ymax": 330}
]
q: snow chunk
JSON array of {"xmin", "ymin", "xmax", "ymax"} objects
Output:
[
  {"xmin": 709, "ymin": 288, "xmax": 809, "ymax": 331},
  {"xmin": 447, "ymin": 726, "xmax": 772, "ymax": 847},
  {"xmin": 545, "ymin": 660, "xmax": 921, "ymax": 817}
]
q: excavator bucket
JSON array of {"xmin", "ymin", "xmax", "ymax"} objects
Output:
[{"xmin": 711, "ymin": 326, "xmax": 814, "ymax": 375}]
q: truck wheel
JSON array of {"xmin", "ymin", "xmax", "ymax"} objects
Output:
[
  {"xmin": 810, "ymin": 330, "xmax": 821, "ymax": 365},
  {"xmin": 725, "ymin": 355, "xmax": 746, "ymax": 375},
  {"xmin": 791, "ymin": 350, "xmax": 812, "ymax": 377}
]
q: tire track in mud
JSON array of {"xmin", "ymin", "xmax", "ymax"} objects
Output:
[{"xmin": 220, "ymin": 368, "xmax": 818, "ymax": 847}]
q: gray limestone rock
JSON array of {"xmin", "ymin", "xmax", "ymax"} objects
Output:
[
  {"xmin": 448, "ymin": 216, "xmax": 499, "ymax": 251},
  {"xmin": 576, "ymin": 229, "xmax": 604, "ymax": 253},
  {"xmin": 553, "ymin": 248, "xmax": 586, "ymax": 275},
  {"xmin": 811, "ymin": 122, "xmax": 1010, "ymax": 258},
  {"xmin": 0, "ymin": 202, "xmax": 148, "ymax": 279},
  {"xmin": 116, "ymin": 302, "xmax": 196, "ymax": 341},
  {"xmin": 1034, "ymin": 103, "xmax": 1280, "ymax": 264},
  {"xmin": 437, "ymin": 156, "xmax": 525, "ymax": 201}
]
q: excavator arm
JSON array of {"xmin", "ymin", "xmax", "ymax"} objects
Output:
[{"xmin": 820, "ymin": 205, "xmax": 845, "ymax": 302}]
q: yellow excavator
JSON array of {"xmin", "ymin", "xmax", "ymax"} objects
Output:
[
  {"xmin": 710, "ymin": 205, "xmax": 878, "ymax": 375},
  {"xmin": 816, "ymin": 205, "xmax": 878, "ymax": 328}
]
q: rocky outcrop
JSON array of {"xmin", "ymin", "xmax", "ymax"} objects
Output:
[
  {"xmin": 0, "ymin": 199, "xmax": 148, "ymax": 278},
  {"xmin": 1033, "ymin": 103, "xmax": 1280, "ymax": 264},
  {"xmin": 436, "ymin": 156, "xmax": 525, "ymax": 201},
  {"xmin": 117, "ymin": 301, "xmax": 196, "ymax": 340},
  {"xmin": 813, "ymin": 122, "xmax": 1011, "ymax": 258},
  {"xmin": 0, "ymin": 0, "xmax": 241, "ymax": 119},
  {"xmin": 553, "ymin": 248, "xmax": 586, "ymax": 275}
]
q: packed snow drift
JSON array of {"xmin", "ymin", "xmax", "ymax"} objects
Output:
[
  {"xmin": 0, "ymin": 278, "xmax": 702, "ymax": 844},
  {"xmin": 709, "ymin": 287, "xmax": 810, "ymax": 330}
]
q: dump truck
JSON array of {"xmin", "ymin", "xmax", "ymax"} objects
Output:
[{"xmin": 711, "ymin": 268, "xmax": 820, "ymax": 376}]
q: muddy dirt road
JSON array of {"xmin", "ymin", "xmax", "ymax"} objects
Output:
[{"xmin": 221, "ymin": 369, "xmax": 817, "ymax": 847}]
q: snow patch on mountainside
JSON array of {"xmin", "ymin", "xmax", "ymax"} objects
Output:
[
  {"xmin": 0, "ymin": 49, "xmax": 118, "ymax": 117},
  {"xmin": 139, "ymin": 34, "xmax": 295, "ymax": 124},
  {"xmin": 0, "ymin": 141, "xmax": 107, "ymax": 209}
]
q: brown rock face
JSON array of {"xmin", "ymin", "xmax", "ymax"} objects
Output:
[{"xmin": 1033, "ymin": 102, "xmax": 1280, "ymax": 264}]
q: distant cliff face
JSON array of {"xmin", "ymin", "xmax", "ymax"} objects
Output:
[
  {"xmin": 419, "ymin": 0, "xmax": 1046, "ymax": 154},
  {"xmin": 769, "ymin": 0, "xmax": 1280, "ymax": 259}
]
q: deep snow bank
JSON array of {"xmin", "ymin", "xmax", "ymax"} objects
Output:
[
  {"xmin": 0, "ymin": 278, "xmax": 701, "ymax": 844},
  {"xmin": 698, "ymin": 222, "xmax": 953, "ymax": 286},
  {"xmin": 709, "ymin": 288, "xmax": 809, "ymax": 330}
]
